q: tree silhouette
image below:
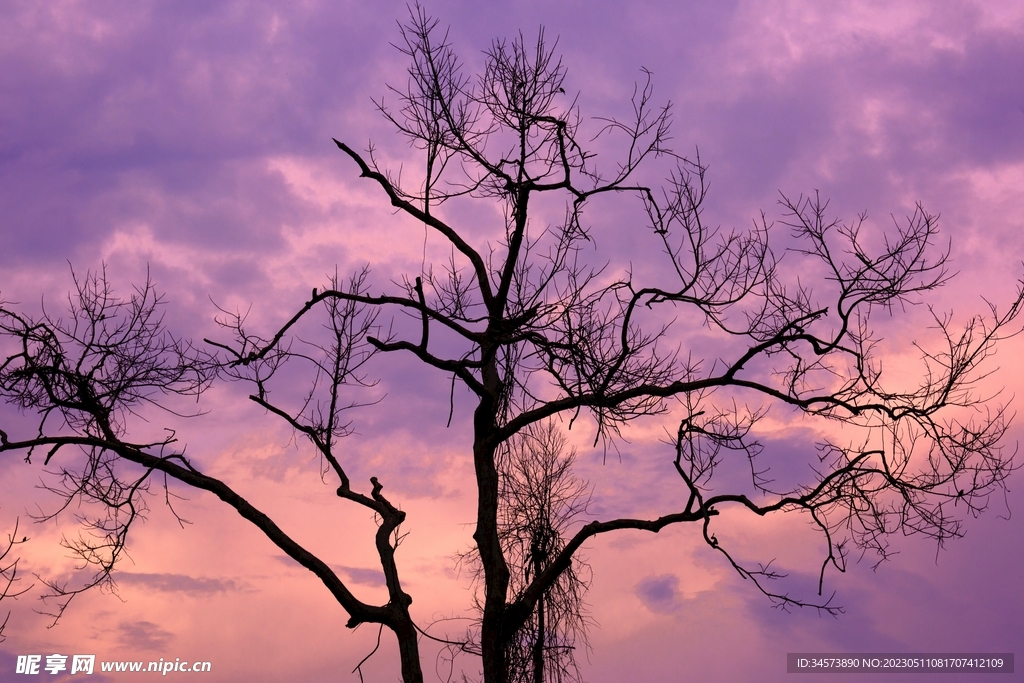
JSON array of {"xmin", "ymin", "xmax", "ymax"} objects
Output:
[
  {"xmin": 459, "ymin": 421, "xmax": 591, "ymax": 683},
  {"xmin": 1, "ymin": 6, "xmax": 1022, "ymax": 683}
]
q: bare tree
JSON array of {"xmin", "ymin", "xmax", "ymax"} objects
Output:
[
  {"xmin": 459, "ymin": 421, "xmax": 591, "ymax": 683},
  {"xmin": 1, "ymin": 6, "xmax": 1022, "ymax": 683}
]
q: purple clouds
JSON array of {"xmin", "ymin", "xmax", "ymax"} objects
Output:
[{"xmin": 2, "ymin": 2, "xmax": 1023, "ymax": 682}]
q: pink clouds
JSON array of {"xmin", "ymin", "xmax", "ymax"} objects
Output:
[{"xmin": 2, "ymin": 1, "xmax": 1023, "ymax": 682}]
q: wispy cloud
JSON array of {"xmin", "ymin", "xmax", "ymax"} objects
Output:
[
  {"xmin": 116, "ymin": 572, "xmax": 244, "ymax": 594},
  {"xmin": 115, "ymin": 620, "xmax": 175, "ymax": 651}
]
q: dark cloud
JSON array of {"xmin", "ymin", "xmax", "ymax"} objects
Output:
[
  {"xmin": 272, "ymin": 554, "xmax": 385, "ymax": 587},
  {"xmin": 116, "ymin": 572, "xmax": 242, "ymax": 594},
  {"xmin": 636, "ymin": 574, "xmax": 682, "ymax": 614},
  {"xmin": 115, "ymin": 620, "xmax": 174, "ymax": 651},
  {"xmin": 334, "ymin": 565, "xmax": 385, "ymax": 587}
]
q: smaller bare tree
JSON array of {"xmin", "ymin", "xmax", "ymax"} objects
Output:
[{"xmin": 485, "ymin": 421, "xmax": 591, "ymax": 683}]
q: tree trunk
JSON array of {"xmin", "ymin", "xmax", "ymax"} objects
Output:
[
  {"xmin": 394, "ymin": 619, "xmax": 424, "ymax": 683},
  {"xmin": 475, "ymin": 399, "xmax": 510, "ymax": 682}
]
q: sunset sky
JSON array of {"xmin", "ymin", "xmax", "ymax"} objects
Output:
[{"xmin": 1, "ymin": 1, "xmax": 1023, "ymax": 681}]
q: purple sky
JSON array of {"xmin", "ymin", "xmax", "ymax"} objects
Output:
[{"xmin": 2, "ymin": 1, "xmax": 1023, "ymax": 681}]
